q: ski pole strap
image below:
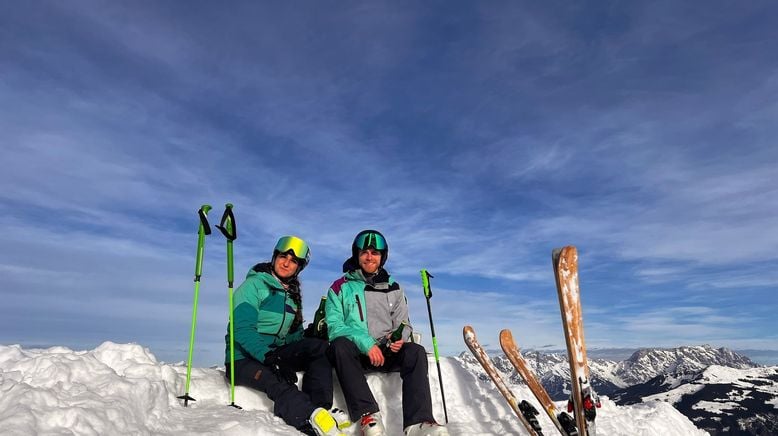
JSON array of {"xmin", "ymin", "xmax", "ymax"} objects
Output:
[
  {"xmin": 195, "ymin": 205, "xmax": 212, "ymax": 280},
  {"xmin": 432, "ymin": 337, "xmax": 441, "ymax": 361},
  {"xmin": 216, "ymin": 203, "xmax": 237, "ymax": 241},
  {"xmin": 216, "ymin": 204, "xmax": 237, "ymax": 285},
  {"xmin": 198, "ymin": 205, "xmax": 213, "ymax": 236},
  {"xmin": 420, "ymin": 269, "xmax": 433, "ymax": 298}
]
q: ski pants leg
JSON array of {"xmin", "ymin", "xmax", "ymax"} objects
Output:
[
  {"xmin": 326, "ymin": 336, "xmax": 380, "ymax": 421},
  {"xmin": 381, "ymin": 342, "xmax": 435, "ymax": 428},
  {"xmin": 228, "ymin": 338, "xmax": 332, "ymax": 430},
  {"xmin": 274, "ymin": 337, "xmax": 334, "ymax": 410}
]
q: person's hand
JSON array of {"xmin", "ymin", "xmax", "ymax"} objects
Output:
[
  {"xmin": 265, "ymin": 352, "xmax": 298, "ymax": 385},
  {"xmin": 388, "ymin": 339, "xmax": 404, "ymax": 353},
  {"xmin": 367, "ymin": 345, "xmax": 385, "ymax": 367}
]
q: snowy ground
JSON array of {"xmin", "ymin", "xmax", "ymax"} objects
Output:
[{"xmin": 0, "ymin": 342, "xmax": 708, "ymax": 435}]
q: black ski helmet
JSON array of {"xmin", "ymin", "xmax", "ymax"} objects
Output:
[
  {"xmin": 272, "ymin": 235, "xmax": 311, "ymax": 274},
  {"xmin": 352, "ymin": 229, "xmax": 388, "ymax": 267}
]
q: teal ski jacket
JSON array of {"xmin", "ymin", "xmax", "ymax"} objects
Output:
[
  {"xmin": 225, "ymin": 263, "xmax": 304, "ymax": 364},
  {"xmin": 325, "ymin": 260, "xmax": 412, "ymax": 355}
]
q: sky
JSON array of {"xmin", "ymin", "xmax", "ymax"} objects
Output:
[{"xmin": 1, "ymin": 1, "xmax": 777, "ymax": 366}]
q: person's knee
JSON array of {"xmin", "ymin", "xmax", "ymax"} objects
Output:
[
  {"xmin": 405, "ymin": 342, "xmax": 426, "ymax": 356},
  {"xmin": 404, "ymin": 343, "xmax": 428, "ymax": 366},
  {"xmin": 327, "ymin": 337, "xmax": 359, "ymax": 360},
  {"xmin": 263, "ymin": 373, "xmax": 300, "ymax": 400}
]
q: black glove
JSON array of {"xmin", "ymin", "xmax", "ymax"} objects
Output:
[
  {"xmin": 303, "ymin": 322, "xmax": 315, "ymax": 338},
  {"xmin": 265, "ymin": 352, "xmax": 298, "ymax": 385}
]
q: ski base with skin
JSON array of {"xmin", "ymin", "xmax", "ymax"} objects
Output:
[
  {"xmin": 500, "ymin": 329, "xmax": 579, "ymax": 436},
  {"xmin": 552, "ymin": 246, "xmax": 599, "ymax": 436},
  {"xmin": 463, "ymin": 325, "xmax": 543, "ymax": 436}
]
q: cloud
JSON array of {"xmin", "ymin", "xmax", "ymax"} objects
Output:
[
  {"xmin": 2, "ymin": 1, "xmax": 778, "ymax": 364},
  {"xmin": 404, "ymin": 286, "xmax": 565, "ymax": 354},
  {"xmin": 585, "ymin": 305, "xmax": 763, "ymax": 349}
]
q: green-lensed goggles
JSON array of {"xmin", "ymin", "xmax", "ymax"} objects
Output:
[
  {"xmin": 274, "ymin": 236, "xmax": 311, "ymax": 264},
  {"xmin": 354, "ymin": 232, "xmax": 386, "ymax": 251}
]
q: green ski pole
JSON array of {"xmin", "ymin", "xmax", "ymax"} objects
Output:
[
  {"xmin": 421, "ymin": 269, "xmax": 448, "ymax": 423},
  {"xmin": 178, "ymin": 205, "xmax": 212, "ymax": 407},
  {"xmin": 215, "ymin": 203, "xmax": 241, "ymax": 409}
]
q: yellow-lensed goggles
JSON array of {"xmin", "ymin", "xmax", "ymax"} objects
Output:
[{"xmin": 274, "ymin": 236, "xmax": 311, "ymax": 265}]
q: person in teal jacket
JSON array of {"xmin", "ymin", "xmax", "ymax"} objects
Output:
[
  {"xmin": 325, "ymin": 230, "xmax": 449, "ymax": 436},
  {"xmin": 225, "ymin": 236, "xmax": 349, "ymax": 436}
]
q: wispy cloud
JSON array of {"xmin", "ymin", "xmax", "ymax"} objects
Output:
[{"xmin": 2, "ymin": 1, "xmax": 777, "ymax": 364}]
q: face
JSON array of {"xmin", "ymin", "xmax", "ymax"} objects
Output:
[
  {"xmin": 273, "ymin": 252, "xmax": 300, "ymax": 279},
  {"xmin": 358, "ymin": 248, "xmax": 382, "ymax": 274}
]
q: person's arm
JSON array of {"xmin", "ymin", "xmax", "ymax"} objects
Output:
[
  {"xmin": 325, "ymin": 286, "xmax": 377, "ymax": 354},
  {"xmin": 391, "ymin": 285, "xmax": 413, "ymax": 342},
  {"xmin": 233, "ymin": 279, "xmax": 273, "ymax": 361},
  {"xmin": 285, "ymin": 322, "xmax": 304, "ymax": 344}
]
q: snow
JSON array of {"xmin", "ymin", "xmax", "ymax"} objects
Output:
[
  {"xmin": 645, "ymin": 381, "xmax": 706, "ymax": 404},
  {"xmin": 0, "ymin": 342, "xmax": 709, "ymax": 435},
  {"xmin": 692, "ymin": 401, "xmax": 743, "ymax": 414}
]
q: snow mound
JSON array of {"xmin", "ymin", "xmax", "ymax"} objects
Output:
[{"xmin": 0, "ymin": 342, "xmax": 708, "ymax": 435}]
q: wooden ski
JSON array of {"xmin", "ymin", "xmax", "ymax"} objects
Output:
[
  {"xmin": 463, "ymin": 325, "xmax": 543, "ymax": 436},
  {"xmin": 500, "ymin": 329, "xmax": 578, "ymax": 436},
  {"xmin": 552, "ymin": 246, "xmax": 599, "ymax": 436}
]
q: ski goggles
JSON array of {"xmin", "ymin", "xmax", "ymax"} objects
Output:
[
  {"xmin": 274, "ymin": 236, "xmax": 311, "ymax": 264},
  {"xmin": 354, "ymin": 231, "xmax": 387, "ymax": 251}
]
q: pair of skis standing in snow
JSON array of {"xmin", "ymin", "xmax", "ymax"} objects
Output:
[{"xmin": 464, "ymin": 246, "xmax": 601, "ymax": 436}]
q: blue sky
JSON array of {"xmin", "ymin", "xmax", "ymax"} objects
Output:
[{"xmin": 1, "ymin": 1, "xmax": 777, "ymax": 366}]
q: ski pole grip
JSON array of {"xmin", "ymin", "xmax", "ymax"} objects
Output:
[
  {"xmin": 195, "ymin": 205, "xmax": 212, "ymax": 278},
  {"xmin": 420, "ymin": 269, "xmax": 433, "ymax": 298},
  {"xmin": 216, "ymin": 203, "xmax": 237, "ymax": 241},
  {"xmin": 198, "ymin": 205, "xmax": 213, "ymax": 235}
]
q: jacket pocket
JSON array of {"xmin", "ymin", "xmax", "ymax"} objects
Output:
[{"xmin": 355, "ymin": 295, "xmax": 365, "ymax": 322}]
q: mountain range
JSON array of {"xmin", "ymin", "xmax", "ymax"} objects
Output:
[{"xmin": 457, "ymin": 344, "xmax": 777, "ymax": 436}]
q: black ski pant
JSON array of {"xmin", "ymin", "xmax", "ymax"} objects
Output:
[
  {"xmin": 326, "ymin": 336, "xmax": 434, "ymax": 428},
  {"xmin": 226, "ymin": 337, "xmax": 333, "ymax": 430}
]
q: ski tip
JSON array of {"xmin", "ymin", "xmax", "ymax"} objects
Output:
[
  {"xmin": 463, "ymin": 325, "xmax": 475, "ymax": 339},
  {"xmin": 499, "ymin": 329, "xmax": 519, "ymax": 351},
  {"xmin": 552, "ymin": 246, "xmax": 579, "ymax": 264}
]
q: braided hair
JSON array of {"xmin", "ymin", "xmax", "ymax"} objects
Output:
[{"xmin": 286, "ymin": 279, "xmax": 304, "ymax": 333}]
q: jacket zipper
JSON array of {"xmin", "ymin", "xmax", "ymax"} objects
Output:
[
  {"xmin": 355, "ymin": 294, "xmax": 364, "ymax": 322},
  {"xmin": 275, "ymin": 291, "xmax": 287, "ymax": 336}
]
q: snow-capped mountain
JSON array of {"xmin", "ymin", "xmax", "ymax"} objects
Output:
[
  {"xmin": 614, "ymin": 365, "xmax": 778, "ymax": 435},
  {"xmin": 612, "ymin": 345, "xmax": 757, "ymax": 386},
  {"xmin": 460, "ymin": 344, "xmax": 758, "ymax": 399},
  {"xmin": 459, "ymin": 349, "xmax": 623, "ymax": 400},
  {"xmin": 458, "ymin": 344, "xmax": 774, "ymax": 436}
]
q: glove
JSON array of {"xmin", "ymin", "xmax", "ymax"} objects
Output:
[{"xmin": 265, "ymin": 352, "xmax": 298, "ymax": 385}]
